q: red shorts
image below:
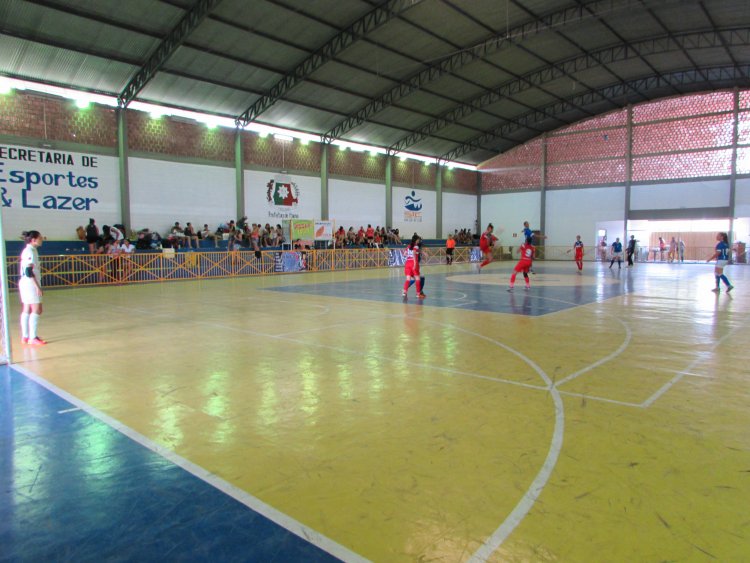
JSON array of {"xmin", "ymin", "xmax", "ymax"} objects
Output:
[
  {"xmin": 575, "ymin": 249, "xmax": 583, "ymax": 259},
  {"xmin": 405, "ymin": 262, "xmax": 419, "ymax": 277},
  {"xmin": 480, "ymin": 243, "xmax": 490, "ymax": 254},
  {"xmin": 514, "ymin": 260, "xmax": 532, "ymax": 273}
]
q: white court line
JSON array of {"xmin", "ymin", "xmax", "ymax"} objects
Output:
[
  {"xmin": 555, "ymin": 317, "xmax": 632, "ymax": 387},
  {"xmin": 412, "ymin": 317, "xmax": 565, "ymax": 563},
  {"xmin": 57, "ymin": 407, "xmax": 81, "ymax": 414},
  {"xmin": 640, "ymin": 324, "xmax": 743, "ymax": 408},
  {"xmin": 11, "ymin": 364, "xmax": 370, "ymax": 563},
  {"xmin": 556, "ymin": 390, "xmax": 642, "ymax": 408}
]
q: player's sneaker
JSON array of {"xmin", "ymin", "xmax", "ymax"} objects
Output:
[
  {"xmin": 727, "ymin": 285, "xmax": 734, "ymax": 293},
  {"xmin": 711, "ymin": 287, "xmax": 720, "ymax": 293},
  {"xmin": 507, "ymin": 287, "xmax": 513, "ymax": 292},
  {"xmin": 29, "ymin": 337, "xmax": 47, "ymax": 346},
  {"xmin": 524, "ymin": 285, "xmax": 530, "ymax": 290},
  {"xmin": 21, "ymin": 337, "xmax": 28, "ymax": 344},
  {"xmin": 418, "ymin": 292, "xmax": 426, "ymax": 299},
  {"xmin": 402, "ymin": 291, "xmax": 407, "ymax": 298}
]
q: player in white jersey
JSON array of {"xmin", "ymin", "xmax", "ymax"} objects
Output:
[{"xmin": 18, "ymin": 230, "xmax": 46, "ymax": 345}]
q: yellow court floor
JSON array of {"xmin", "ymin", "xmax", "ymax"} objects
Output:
[{"xmin": 9, "ymin": 261, "xmax": 750, "ymax": 562}]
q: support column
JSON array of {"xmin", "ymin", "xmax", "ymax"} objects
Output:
[
  {"xmin": 320, "ymin": 143, "xmax": 329, "ymax": 220},
  {"xmin": 476, "ymin": 170, "xmax": 481, "ymax": 236},
  {"xmin": 385, "ymin": 155, "xmax": 393, "ymax": 229},
  {"xmin": 730, "ymin": 87, "xmax": 739, "ymax": 243},
  {"xmin": 116, "ymin": 108, "xmax": 131, "ymax": 231},
  {"xmin": 625, "ymin": 105, "xmax": 633, "ymax": 238},
  {"xmin": 235, "ymin": 129, "xmax": 244, "ymax": 218},
  {"xmin": 435, "ymin": 162, "xmax": 443, "ymax": 238},
  {"xmin": 540, "ymin": 133, "xmax": 547, "ymax": 239}
]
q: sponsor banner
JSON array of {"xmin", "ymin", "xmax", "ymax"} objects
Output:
[
  {"xmin": 290, "ymin": 219, "xmax": 314, "ymax": 241},
  {"xmin": 265, "ymin": 174, "xmax": 301, "ymax": 219},
  {"xmin": 388, "ymin": 248, "xmax": 407, "ymax": 267},
  {"xmin": 470, "ymin": 248, "xmax": 482, "ymax": 262},
  {"xmin": 0, "ymin": 144, "xmax": 119, "ymax": 239},
  {"xmin": 314, "ymin": 220, "xmax": 334, "ymax": 240},
  {"xmin": 274, "ymin": 251, "xmax": 309, "ymax": 272}
]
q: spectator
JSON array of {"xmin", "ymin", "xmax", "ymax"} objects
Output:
[
  {"xmin": 85, "ymin": 218, "xmax": 99, "ymax": 254},
  {"xmin": 118, "ymin": 238, "xmax": 135, "ymax": 280},
  {"xmin": 184, "ymin": 222, "xmax": 200, "ymax": 249},
  {"xmin": 201, "ymin": 224, "xmax": 221, "ymax": 248}
]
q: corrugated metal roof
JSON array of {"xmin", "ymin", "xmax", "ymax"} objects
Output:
[{"xmin": 1, "ymin": 0, "xmax": 750, "ymax": 164}]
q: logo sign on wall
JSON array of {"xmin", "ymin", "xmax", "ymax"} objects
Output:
[
  {"xmin": 404, "ymin": 190, "xmax": 423, "ymax": 223},
  {"xmin": 314, "ymin": 220, "xmax": 334, "ymax": 241},
  {"xmin": 266, "ymin": 174, "xmax": 300, "ymax": 219}
]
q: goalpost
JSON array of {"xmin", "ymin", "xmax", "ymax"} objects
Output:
[{"xmin": 0, "ymin": 208, "xmax": 11, "ymax": 364}]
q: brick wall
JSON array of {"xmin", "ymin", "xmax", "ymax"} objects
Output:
[
  {"xmin": 0, "ymin": 91, "xmax": 117, "ymax": 147},
  {"xmin": 442, "ymin": 167, "xmax": 477, "ymax": 193},
  {"xmin": 329, "ymin": 146, "xmax": 385, "ymax": 181}
]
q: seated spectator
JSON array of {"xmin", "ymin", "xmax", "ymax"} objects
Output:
[
  {"xmin": 119, "ymin": 238, "xmax": 135, "ymax": 279},
  {"xmin": 201, "ymin": 224, "xmax": 221, "ymax": 247},
  {"xmin": 183, "ymin": 222, "xmax": 200, "ymax": 249},
  {"xmin": 274, "ymin": 224, "xmax": 284, "ymax": 246}
]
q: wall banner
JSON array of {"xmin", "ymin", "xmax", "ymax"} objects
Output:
[
  {"xmin": 403, "ymin": 190, "xmax": 424, "ymax": 223},
  {"xmin": 314, "ymin": 220, "xmax": 334, "ymax": 240},
  {"xmin": 0, "ymin": 144, "xmax": 119, "ymax": 239}
]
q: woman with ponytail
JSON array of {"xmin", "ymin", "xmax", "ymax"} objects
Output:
[
  {"xmin": 707, "ymin": 232, "xmax": 734, "ymax": 294},
  {"xmin": 19, "ymin": 230, "xmax": 46, "ymax": 345},
  {"xmin": 402, "ymin": 234, "xmax": 425, "ymax": 299}
]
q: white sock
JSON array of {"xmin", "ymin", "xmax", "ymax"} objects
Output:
[
  {"xmin": 29, "ymin": 313, "xmax": 40, "ymax": 339},
  {"xmin": 20, "ymin": 311, "xmax": 29, "ymax": 338}
]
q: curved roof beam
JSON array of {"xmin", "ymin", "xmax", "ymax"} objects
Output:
[
  {"xmin": 321, "ymin": 0, "xmax": 642, "ymax": 142},
  {"xmin": 118, "ymin": 0, "xmax": 223, "ymax": 108},
  {"xmin": 235, "ymin": 0, "xmax": 425, "ymax": 127},
  {"xmin": 442, "ymin": 64, "xmax": 750, "ymax": 162},
  {"xmin": 391, "ymin": 28, "xmax": 750, "ymax": 153}
]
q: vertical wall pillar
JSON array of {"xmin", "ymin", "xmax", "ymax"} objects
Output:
[
  {"xmin": 540, "ymin": 133, "xmax": 547, "ymax": 238},
  {"xmin": 385, "ymin": 155, "xmax": 393, "ymax": 229},
  {"xmin": 625, "ymin": 105, "xmax": 633, "ymax": 238},
  {"xmin": 435, "ymin": 162, "xmax": 443, "ymax": 238},
  {"xmin": 235, "ymin": 129, "xmax": 244, "ymax": 218},
  {"xmin": 476, "ymin": 169, "xmax": 482, "ymax": 235},
  {"xmin": 320, "ymin": 143, "xmax": 329, "ymax": 220},
  {"xmin": 116, "ymin": 108, "xmax": 131, "ymax": 230},
  {"xmin": 730, "ymin": 88, "xmax": 739, "ymax": 242}
]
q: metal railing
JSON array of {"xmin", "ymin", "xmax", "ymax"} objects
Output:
[{"xmin": 6, "ymin": 244, "xmax": 742, "ymax": 291}]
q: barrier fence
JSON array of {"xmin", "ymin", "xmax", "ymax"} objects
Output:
[{"xmin": 4, "ymin": 245, "xmax": 742, "ymax": 291}]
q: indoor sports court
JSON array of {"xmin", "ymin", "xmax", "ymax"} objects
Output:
[{"xmin": 4, "ymin": 258, "xmax": 749, "ymax": 562}]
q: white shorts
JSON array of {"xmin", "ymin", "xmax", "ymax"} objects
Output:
[
  {"xmin": 716, "ymin": 259, "xmax": 728, "ymax": 268},
  {"xmin": 18, "ymin": 277, "xmax": 42, "ymax": 305}
]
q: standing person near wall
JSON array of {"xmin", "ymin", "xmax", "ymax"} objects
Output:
[
  {"xmin": 626, "ymin": 235, "xmax": 637, "ymax": 267},
  {"xmin": 19, "ymin": 230, "xmax": 46, "ymax": 346},
  {"xmin": 609, "ymin": 237, "xmax": 623, "ymax": 269},
  {"xmin": 85, "ymin": 218, "xmax": 99, "ymax": 254},
  {"xmin": 707, "ymin": 232, "xmax": 734, "ymax": 293},
  {"xmin": 668, "ymin": 237, "xmax": 678, "ymax": 262},
  {"xmin": 508, "ymin": 236, "xmax": 535, "ymax": 292},
  {"xmin": 402, "ymin": 234, "xmax": 425, "ymax": 299},
  {"xmin": 679, "ymin": 239, "xmax": 686, "ymax": 262},
  {"xmin": 445, "ymin": 234, "xmax": 456, "ymax": 265},
  {"xmin": 566, "ymin": 235, "xmax": 584, "ymax": 272},
  {"xmin": 476, "ymin": 223, "xmax": 498, "ymax": 272}
]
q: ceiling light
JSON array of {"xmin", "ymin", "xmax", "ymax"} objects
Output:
[{"xmin": 274, "ymin": 134, "xmax": 293, "ymax": 142}]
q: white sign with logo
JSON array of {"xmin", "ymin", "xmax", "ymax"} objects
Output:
[
  {"xmin": 392, "ymin": 186, "xmax": 436, "ymax": 238},
  {"xmin": 0, "ymin": 144, "xmax": 119, "ymax": 240},
  {"xmin": 244, "ymin": 170, "xmax": 321, "ymax": 224}
]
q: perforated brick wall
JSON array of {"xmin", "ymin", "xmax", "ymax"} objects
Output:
[
  {"xmin": 442, "ymin": 167, "xmax": 477, "ymax": 193},
  {"xmin": 128, "ymin": 112, "xmax": 234, "ymax": 161},
  {"xmin": 391, "ymin": 158, "xmax": 436, "ymax": 188},
  {"xmin": 0, "ymin": 92, "xmax": 117, "ymax": 147},
  {"xmin": 329, "ymin": 147, "xmax": 386, "ymax": 181}
]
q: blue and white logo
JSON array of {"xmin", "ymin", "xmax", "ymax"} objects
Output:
[{"xmin": 404, "ymin": 190, "xmax": 422, "ymax": 211}]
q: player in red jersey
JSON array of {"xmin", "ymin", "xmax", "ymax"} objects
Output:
[
  {"xmin": 566, "ymin": 235, "xmax": 584, "ymax": 272},
  {"xmin": 477, "ymin": 223, "xmax": 498, "ymax": 272},
  {"xmin": 508, "ymin": 237, "xmax": 535, "ymax": 291},
  {"xmin": 403, "ymin": 234, "xmax": 425, "ymax": 299}
]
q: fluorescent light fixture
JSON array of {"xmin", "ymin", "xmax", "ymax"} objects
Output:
[
  {"xmin": 75, "ymin": 98, "xmax": 90, "ymax": 109},
  {"xmin": 257, "ymin": 131, "xmax": 268, "ymax": 138},
  {"xmin": 150, "ymin": 110, "xmax": 164, "ymax": 119},
  {"xmin": 274, "ymin": 133, "xmax": 294, "ymax": 142},
  {"xmin": 0, "ymin": 79, "xmax": 12, "ymax": 95},
  {"xmin": 299, "ymin": 138, "xmax": 309, "ymax": 145}
]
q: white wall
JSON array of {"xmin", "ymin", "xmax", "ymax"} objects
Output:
[
  {"xmin": 329, "ymin": 179, "xmax": 385, "ymax": 230},
  {"xmin": 129, "ymin": 157, "xmax": 235, "ymax": 234},
  {"xmin": 630, "ymin": 180, "xmax": 730, "ymax": 210},
  {"xmin": 245, "ymin": 170, "xmax": 321, "ymax": 225},
  {"xmin": 481, "ymin": 191, "xmax": 541, "ymax": 248},
  {"xmin": 1, "ymin": 143, "xmax": 120, "ymax": 240},
  {"xmin": 734, "ymin": 178, "xmax": 750, "ymax": 217},
  {"xmin": 442, "ymin": 192, "xmax": 477, "ymax": 238},
  {"xmin": 392, "ymin": 185, "xmax": 436, "ymax": 238},
  {"xmin": 547, "ymin": 186, "xmax": 626, "ymax": 247}
]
